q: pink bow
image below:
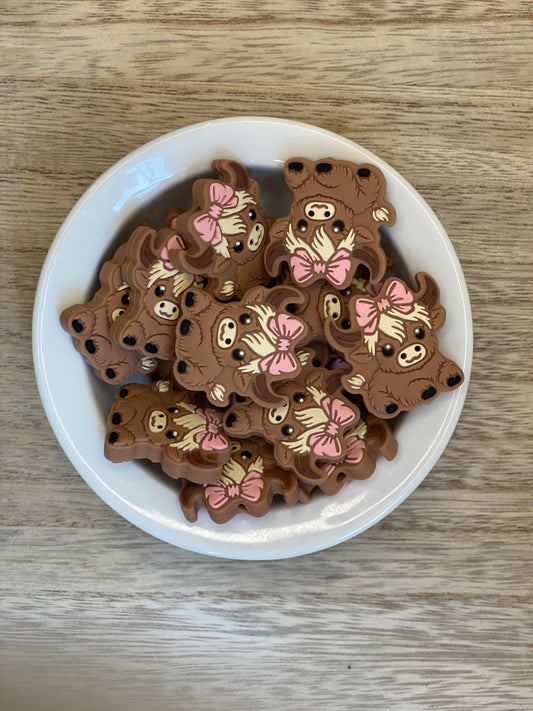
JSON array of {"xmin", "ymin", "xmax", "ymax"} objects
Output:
[
  {"xmin": 355, "ymin": 280, "xmax": 415, "ymax": 334},
  {"xmin": 318, "ymin": 436, "xmax": 366, "ymax": 476},
  {"xmin": 192, "ymin": 183, "xmax": 238, "ymax": 246},
  {"xmin": 308, "ymin": 397, "xmax": 357, "ymax": 458},
  {"xmin": 160, "ymin": 233, "xmax": 185, "ymax": 270},
  {"xmin": 290, "ymin": 248, "xmax": 352, "ymax": 287},
  {"xmin": 193, "ymin": 408, "xmax": 228, "ymax": 451},
  {"xmin": 204, "ymin": 470, "xmax": 264, "ymax": 509},
  {"xmin": 258, "ymin": 314, "xmax": 305, "ymax": 375}
]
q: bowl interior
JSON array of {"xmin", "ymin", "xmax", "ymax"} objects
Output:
[{"xmin": 33, "ymin": 117, "xmax": 472, "ymax": 559}]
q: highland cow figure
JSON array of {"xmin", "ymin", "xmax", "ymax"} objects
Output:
[
  {"xmin": 60, "ymin": 239, "xmax": 158, "ymax": 384},
  {"xmin": 326, "ymin": 272, "xmax": 464, "ymax": 418},
  {"xmin": 104, "ymin": 381, "xmax": 231, "ymax": 483},
  {"xmin": 110, "ymin": 225, "xmax": 203, "ymax": 360},
  {"xmin": 165, "ymin": 159, "xmax": 271, "ymax": 300},
  {"xmin": 265, "ymin": 157, "xmax": 395, "ymax": 290},
  {"xmin": 173, "ymin": 285, "xmax": 309, "ymax": 408}
]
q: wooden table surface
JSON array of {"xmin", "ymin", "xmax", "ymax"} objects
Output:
[{"xmin": 1, "ymin": 2, "xmax": 532, "ymax": 709}]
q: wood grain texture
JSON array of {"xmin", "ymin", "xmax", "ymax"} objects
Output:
[{"xmin": 1, "ymin": 2, "xmax": 532, "ymax": 709}]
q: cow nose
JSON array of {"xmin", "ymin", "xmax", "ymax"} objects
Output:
[{"xmin": 122, "ymin": 336, "xmax": 136, "ymax": 346}]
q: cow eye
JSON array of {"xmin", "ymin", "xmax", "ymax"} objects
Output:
[
  {"xmin": 414, "ymin": 327, "xmax": 425, "ymax": 339},
  {"xmin": 381, "ymin": 344, "xmax": 394, "ymax": 357},
  {"xmin": 155, "ymin": 285, "xmax": 165, "ymax": 296}
]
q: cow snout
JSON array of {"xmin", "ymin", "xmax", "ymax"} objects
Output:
[
  {"xmin": 154, "ymin": 300, "xmax": 179, "ymax": 321},
  {"xmin": 396, "ymin": 343, "xmax": 426, "ymax": 367},
  {"xmin": 304, "ymin": 201, "xmax": 336, "ymax": 220}
]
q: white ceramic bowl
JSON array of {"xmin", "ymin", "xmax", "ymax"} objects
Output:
[{"xmin": 33, "ymin": 117, "xmax": 472, "ymax": 560}]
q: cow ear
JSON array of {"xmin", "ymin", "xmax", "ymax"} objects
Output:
[
  {"xmin": 415, "ymin": 272, "xmax": 441, "ymax": 311},
  {"xmin": 284, "ymin": 158, "xmax": 312, "ymax": 191},
  {"xmin": 350, "ymin": 347, "xmax": 374, "ymax": 364},
  {"xmin": 212, "ymin": 159, "xmax": 251, "ymax": 191},
  {"xmin": 269, "ymin": 216, "xmax": 289, "ymax": 240},
  {"xmin": 211, "ymin": 253, "xmax": 230, "ymax": 275},
  {"xmin": 232, "ymin": 369, "xmax": 249, "ymax": 394},
  {"xmin": 430, "ymin": 305, "xmax": 446, "ymax": 332},
  {"xmin": 242, "ymin": 286, "xmax": 266, "ymax": 305},
  {"xmin": 274, "ymin": 444, "xmax": 293, "ymax": 469},
  {"xmin": 353, "ymin": 226, "xmax": 374, "ymax": 244}
]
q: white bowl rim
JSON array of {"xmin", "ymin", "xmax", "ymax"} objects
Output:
[{"xmin": 33, "ymin": 116, "xmax": 473, "ymax": 560}]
